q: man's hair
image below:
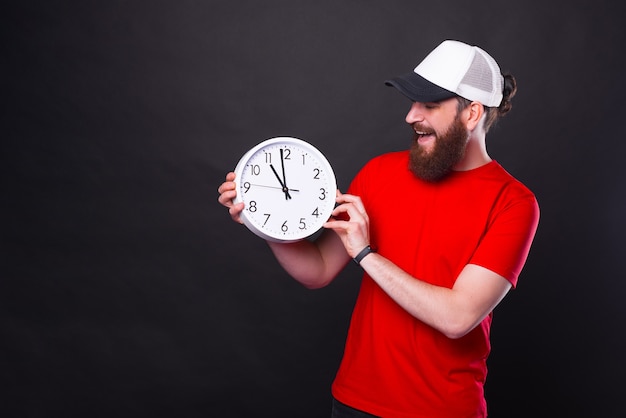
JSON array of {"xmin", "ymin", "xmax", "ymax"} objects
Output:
[{"xmin": 456, "ymin": 74, "xmax": 517, "ymax": 133}]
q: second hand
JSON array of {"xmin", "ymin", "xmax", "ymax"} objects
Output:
[{"xmin": 247, "ymin": 183, "xmax": 300, "ymax": 192}]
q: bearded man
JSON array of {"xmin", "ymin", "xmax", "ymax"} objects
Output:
[{"xmin": 218, "ymin": 40, "xmax": 540, "ymax": 418}]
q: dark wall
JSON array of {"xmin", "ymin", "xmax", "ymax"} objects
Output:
[{"xmin": 3, "ymin": 1, "xmax": 625, "ymax": 417}]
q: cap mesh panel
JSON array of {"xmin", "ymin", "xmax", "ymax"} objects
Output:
[{"xmin": 460, "ymin": 52, "xmax": 494, "ymax": 93}]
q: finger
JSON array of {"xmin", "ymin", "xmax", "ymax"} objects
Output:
[
  {"xmin": 217, "ymin": 172, "xmax": 236, "ymax": 193},
  {"xmin": 335, "ymin": 193, "xmax": 366, "ymax": 213},
  {"xmin": 327, "ymin": 205, "xmax": 365, "ymax": 232},
  {"xmin": 217, "ymin": 180, "xmax": 236, "ymax": 194},
  {"xmin": 217, "ymin": 189, "xmax": 237, "ymax": 207},
  {"xmin": 339, "ymin": 203, "xmax": 367, "ymax": 223},
  {"xmin": 229, "ymin": 202, "xmax": 245, "ymax": 224},
  {"xmin": 333, "ymin": 200, "xmax": 367, "ymax": 222}
]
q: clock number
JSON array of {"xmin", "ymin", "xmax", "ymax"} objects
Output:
[
  {"xmin": 301, "ymin": 154, "xmax": 306, "ymax": 165},
  {"xmin": 282, "ymin": 148, "xmax": 291, "ymax": 160},
  {"xmin": 249, "ymin": 200, "xmax": 258, "ymax": 212},
  {"xmin": 243, "ymin": 182, "xmax": 251, "ymax": 193},
  {"xmin": 312, "ymin": 207, "xmax": 320, "ymax": 218},
  {"xmin": 264, "ymin": 152, "xmax": 271, "ymax": 164},
  {"xmin": 299, "ymin": 218, "xmax": 306, "ymax": 230},
  {"xmin": 248, "ymin": 164, "xmax": 261, "ymax": 175},
  {"xmin": 263, "ymin": 213, "xmax": 270, "ymax": 226},
  {"xmin": 281, "ymin": 221, "xmax": 288, "ymax": 232},
  {"xmin": 313, "ymin": 168, "xmax": 321, "ymax": 179},
  {"xmin": 319, "ymin": 188, "xmax": 327, "ymax": 200}
]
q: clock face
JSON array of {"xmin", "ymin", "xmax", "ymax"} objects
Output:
[{"xmin": 233, "ymin": 137, "xmax": 337, "ymax": 242}]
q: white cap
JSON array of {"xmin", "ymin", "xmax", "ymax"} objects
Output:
[{"xmin": 385, "ymin": 40, "xmax": 504, "ymax": 107}]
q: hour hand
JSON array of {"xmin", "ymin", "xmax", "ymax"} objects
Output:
[{"xmin": 269, "ymin": 164, "xmax": 292, "ymax": 199}]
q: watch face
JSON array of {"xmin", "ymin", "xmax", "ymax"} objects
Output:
[{"xmin": 233, "ymin": 137, "xmax": 337, "ymax": 242}]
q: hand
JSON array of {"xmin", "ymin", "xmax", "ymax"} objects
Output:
[
  {"xmin": 323, "ymin": 191, "xmax": 370, "ymax": 258},
  {"xmin": 270, "ymin": 163, "xmax": 292, "ymax": 200},
  {"xmin": 217, "ymin": 172, "xmax": 245, "ymax": 224},
  {"xmin": 280, "ymin": 148, "xmax": 291, "ymax": 199}
]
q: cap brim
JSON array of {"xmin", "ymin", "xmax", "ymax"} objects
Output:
[{"xmin": 385, "ymin": 72, "xmax": 456, "ymax": 103}]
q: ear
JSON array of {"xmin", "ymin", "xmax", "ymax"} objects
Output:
[{"xmin": 464, "ymin": 102, "xmax": 484, "ymax": 131}]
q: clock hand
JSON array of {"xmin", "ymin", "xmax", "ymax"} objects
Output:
[
  {"xmin": 247, "ymin": 183, "xmax": 299, "ymax": 192},
  {"xmin": 269, "ymin": 164, "xmax": 292, "ymax": 199},
  {"xmin": 280, "ymin": 148, "xmax": 290, "ymax": 198}
]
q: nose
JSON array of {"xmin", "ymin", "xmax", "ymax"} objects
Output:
[{"xmin": 405, "ymin": 102, "xmax": 424, "ymax": 124}]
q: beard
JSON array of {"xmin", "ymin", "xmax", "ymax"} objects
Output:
[{"xmin": 408, "ymin": 112, "xmax": 469, "ymax": 182}]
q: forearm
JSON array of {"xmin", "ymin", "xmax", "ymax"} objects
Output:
[
  {"xmin": 358, "ymin": 252, "xmax": 510, "ymax": 339},
  {"xmin": 359, "ymin": 252, "xmax": 458, "ymax": 336},
  {"xmin": 267, "ymin": 230, "xmax": 350, "ymax": 289}
]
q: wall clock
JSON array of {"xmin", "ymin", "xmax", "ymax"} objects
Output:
[{"xmin": 233, "ymin": 137, "xmax": 337, "ymax": 242}]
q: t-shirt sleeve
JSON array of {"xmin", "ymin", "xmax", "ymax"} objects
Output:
[{"xmin": 470, "ymin": 189, "xmax": 540, "ymax": 288}]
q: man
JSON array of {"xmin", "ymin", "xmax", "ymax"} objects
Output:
[{"xmin": 217, "ymin": 40, "xmax": 539, "ymax": 417}]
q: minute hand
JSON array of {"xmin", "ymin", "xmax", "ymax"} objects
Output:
[
  {"xmin": 280, "ymin": 149, "xmax": 290, "ymax": 199},
  {"xmin": 269, "ymin": 164, "xmax": 292, "ymax": 200}
]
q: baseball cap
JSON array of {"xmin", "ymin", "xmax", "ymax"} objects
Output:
[{"xmin": 385, "ymin": 40, "xmax": 504, "ymax": 107}]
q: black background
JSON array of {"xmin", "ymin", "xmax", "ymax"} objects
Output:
[{"xmin": 3, "ymin": 1, "xmax": 625, "ymax": 417}]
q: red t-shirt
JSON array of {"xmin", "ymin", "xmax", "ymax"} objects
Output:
[{"xmin": 331, "ymin": 151, "xmax": 539, "ymax": 417}]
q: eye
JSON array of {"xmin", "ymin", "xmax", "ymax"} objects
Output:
[{"xmin": 424, "ymin": 102, "xmax": 439, "ymax": 110}]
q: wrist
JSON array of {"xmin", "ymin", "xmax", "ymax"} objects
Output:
[{"xmin": 353, "ymin": 245, "xmax": 375, "ymax": 266}]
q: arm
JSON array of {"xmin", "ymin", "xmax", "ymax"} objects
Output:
[
  {"xmin": 217, "ymin": 172, "xmax": 351, "ymax": 288},
  {"xmin": 267, "ymin": 230, "xmax": 350, "ymax": 289},
  {"xmin": 359, "ymin": 255, "xmax": 511, "ymax": 339},
  {"xmin": 325, "ymin": 192, "xmax": 512, "ymax": 339}
]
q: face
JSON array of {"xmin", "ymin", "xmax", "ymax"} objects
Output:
[{"xmin": 407, "ymin": 99, "xmax": 469, "ymax": 182}]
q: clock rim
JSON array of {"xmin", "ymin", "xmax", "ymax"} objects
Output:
[{"xmin": 233, "ymin": 136, "xmax": 337, "ymax": 243}]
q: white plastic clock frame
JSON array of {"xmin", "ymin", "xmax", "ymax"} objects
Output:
[{"xmin": 233, "ymin": 136, "xmax": 337, "ymax": 243}]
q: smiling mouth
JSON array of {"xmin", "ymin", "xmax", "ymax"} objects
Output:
[{"xmin": 414, "ymin": 130, "xmax": 435, "ymax": 142}]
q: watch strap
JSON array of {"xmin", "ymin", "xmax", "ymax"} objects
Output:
[{"xmin": 353, "ymin": 245, "xmax": 375, "ymax": 265}]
